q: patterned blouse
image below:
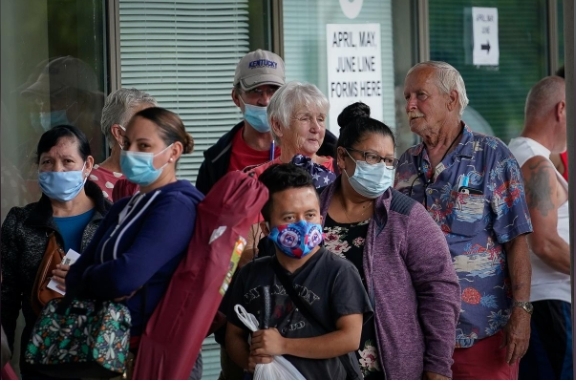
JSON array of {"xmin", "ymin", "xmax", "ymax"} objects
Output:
[
  {"xmin": 89, "ymin": 165, "xmax": 125, "ymax": 202},
  {"xmin": 323, "ymin": 214, "xmax": 385, "ymax": 380}
]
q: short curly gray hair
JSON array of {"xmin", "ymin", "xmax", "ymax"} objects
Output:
[
  {"xmin": 100, "ymin": 88, "xmax": 157, "ymax": 148},
  {"xmin": 407, "ymin": 61, "xmax": 469, "ymax": 116},
  {"xmin": 267, "ymin": 81, "xmax": 329, "ymax": 144}
]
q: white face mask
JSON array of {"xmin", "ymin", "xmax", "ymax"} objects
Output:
[
  {"xmin": 344, "ymin": 151, "xmax": 394, "ymax": 199},
  {"xmin": 40, "ymin": 109, "xmax": 69, "ymax": 131},
  {"xmin": 240, "ymin": 96, "xmax": 270, "ymax": 133},
  {"xmin": 120, "ymin": 144, "xmax": 173, "ymax": 186}
]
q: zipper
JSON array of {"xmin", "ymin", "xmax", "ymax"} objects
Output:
[{"xmin": 99, "ymin": 194, "xmax": 144, "ymax": 263}]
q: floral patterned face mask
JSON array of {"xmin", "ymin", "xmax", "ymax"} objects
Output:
[{"xmin": 268, "ymin": 220, "xmax": 323, "ymax": 259}]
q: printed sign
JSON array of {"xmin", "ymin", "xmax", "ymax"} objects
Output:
[
  {"xmin": 326, "ymin": 23, "xmax": 382, "ymax": 134},
  {"xmin": 472, "ymin": 7, "xmax": 499, "ymax": 66}
]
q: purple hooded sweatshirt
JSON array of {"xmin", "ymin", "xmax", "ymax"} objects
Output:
[{"xmin": 320, "ymin": 183, "xmax": 460, "ymax": 379}]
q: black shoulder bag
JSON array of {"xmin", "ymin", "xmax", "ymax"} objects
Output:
[{"xmin": 271, "ymin": 258, "xmax": 363, "ymax": 380}]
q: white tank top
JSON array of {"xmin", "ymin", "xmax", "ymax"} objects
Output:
[{"xmin": 508, "ymin": 137, "xmax": 571, "ymax": 303}]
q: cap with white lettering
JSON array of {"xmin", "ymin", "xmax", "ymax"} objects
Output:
[{"xmin": 233, "ymin": 49, "xmax": 285, "ymax": 91}]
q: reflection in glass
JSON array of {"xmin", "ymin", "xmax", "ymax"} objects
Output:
[{"xmin": 1, "ymin": 0, "xmax": 106, "ymax": 223}]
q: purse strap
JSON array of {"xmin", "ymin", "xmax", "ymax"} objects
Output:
[
  {"xmin": 270, "ymin": 257, "xmax": 361, "ymax": 380},
  {"xmin": 31, "ymin": 232, "xmax": 65, "ymax": 314},
  {"xmin": 55, "ymin": 261, "xmax": 96, "ymax": 315}
]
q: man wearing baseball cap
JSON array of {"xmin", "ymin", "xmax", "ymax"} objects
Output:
[{"xmin": 195, "ymin": 49, "xmax": 336, "ymax": 195}]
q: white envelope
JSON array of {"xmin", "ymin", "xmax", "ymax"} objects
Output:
[{"xmin": 46, "ymin": 249, "xmax": 81, "ymax": 295}]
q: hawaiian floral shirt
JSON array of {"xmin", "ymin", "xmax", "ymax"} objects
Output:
[{"xmin": 394, "ymin": 124, "xmax": 533, "ymax": 348}]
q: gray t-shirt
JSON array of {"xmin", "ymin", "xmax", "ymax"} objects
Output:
[{"xmin": 227, "ymin": 247, "xmax": 373, "ymax": 380}]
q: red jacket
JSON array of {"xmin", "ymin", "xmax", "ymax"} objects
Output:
[{"xmin": 133, "ymin": 171, "xmax": 268, "ymax": 380}]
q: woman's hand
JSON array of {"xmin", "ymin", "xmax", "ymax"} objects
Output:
[{"xmin": 51, "ymin": 263, "xmax": 70, "ymax": 292}]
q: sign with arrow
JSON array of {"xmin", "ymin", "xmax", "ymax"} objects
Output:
[{"xmin": 472, "ymin": 7, "xmax": 499, "ymax": 66}]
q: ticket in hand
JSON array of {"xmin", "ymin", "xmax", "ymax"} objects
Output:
[{"xmin": 46, "ymin": 249, "xmax": 81, "ymax": 295}]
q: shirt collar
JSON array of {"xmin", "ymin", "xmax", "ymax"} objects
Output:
[{"xmin": 408, "ymin": 122, "xmax": 476, "ymax": 161}]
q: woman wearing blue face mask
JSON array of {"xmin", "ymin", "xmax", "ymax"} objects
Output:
[
  {"xmin": 1, "ymin": 124, "xmax": 111, "ymax": 379},
  {"xmin": 318, "ymin": 103, "xmax": 461, "ymax": 380},
  {"xmin": 65, "ymin": 107, "xmax": 203, "ymax": 358}
]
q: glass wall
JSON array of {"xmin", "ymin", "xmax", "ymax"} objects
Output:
[
  {"xmin": 0, "ymin": 1, "xmax": 107, "ymax": 374},
  {"xmin": 118, "ymin": 0, "xmax": 269, "ymax": 183},
  {"xmin": 558, "ymin": 0, "xmax": 564, "ymax": 70},
  {"xmin": 0, "ymin": 0, "xmax": 107, "ymax": 222},
  {"xmin": 391, "ymin": 0, "xmax": 420, "ymax": 155},
  {"xmin": 283, "ymin": 0, "xmax": 396, "ymax": 134},
  {"xmin": 282, "ymin": 0, "xmax": 418, "ymax": 156},
  {"xmin": 429, "ymin": 0, "xmax": 549, "ymax": 142}
]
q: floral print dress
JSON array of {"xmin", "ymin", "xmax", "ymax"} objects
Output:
[{"xmin": 324, "ymin": 214, "xmax": 385, "ymax": 380}]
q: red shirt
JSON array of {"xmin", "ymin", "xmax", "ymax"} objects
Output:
[
  {"xmin": 227, "ymin": 127, "xmax": 280, "ymax": 172},
  {"xmin": 89, "ymin": 165, "xmax": 125, "ymax": 202},
  {"xmin": 560, "ymin": 150, "xmax": 568, "ymax": 181}
]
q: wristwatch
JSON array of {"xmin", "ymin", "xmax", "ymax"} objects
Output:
[{"xmin": 512, "ymin": 300, "xmax": 534, "ymax": 315}]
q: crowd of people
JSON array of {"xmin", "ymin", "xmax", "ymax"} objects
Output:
[{"xmin": 0, "ymin": 49, "xmax": 572, "ymax": 380}]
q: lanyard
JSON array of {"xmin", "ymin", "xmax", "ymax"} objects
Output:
[{"xmin": 269, "ymin": 141, "xmax": 275, "ymax": 161}]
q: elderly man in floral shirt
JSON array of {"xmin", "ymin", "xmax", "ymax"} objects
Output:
[{"xmin": 395, "ymin": 61, "xmax": 533, "ymax": 380}]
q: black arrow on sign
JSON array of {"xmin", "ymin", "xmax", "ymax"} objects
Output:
[{"xmin": 481, "ymin": 41, "xmax": 491, "ymax": 53}]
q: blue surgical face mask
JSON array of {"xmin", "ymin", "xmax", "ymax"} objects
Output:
[
  {"xmin": 40, "ymin": 109, "xmax": 69, "ymax": 131},
  {"xmin": 120, "ymin": 144, "xmax": 173, "ymax": 186},
  {"xmin": 268, "ymin": 220, "xmax": 323, "ymax": 259},
  {"xmin": 38, "ymin": 162, "xmax": 87, "ymax": 202},
  {"xmin": 241, "ymin": 96, "xmax": 270, "ymax": 133},
  {"xmin": 344, "ymin": 151, "xmax": 394, "ymax": 199}
]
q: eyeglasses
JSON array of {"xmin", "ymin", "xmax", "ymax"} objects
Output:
[{"xmin": 346, "ymin": 148, "xmax": 398, "ymax": 169}]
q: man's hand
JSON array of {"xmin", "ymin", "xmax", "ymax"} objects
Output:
[
  {"xmin": 501, "ymin": 308, "xmax": 531, "ymax": 364},
  {"xmin": 51, "ymin": 263, "xmax": 70, "ymax": 292},
  {"xmin": 250, "ymin": 328, "xmax": 285, "ymax": 356},
  {"xmin": 247, "ymin": 354, "xmax": 273, "ymax": 372},
  {"xmin": 422, "ymin": 371, "xmax": 450, "ymax": 380}
]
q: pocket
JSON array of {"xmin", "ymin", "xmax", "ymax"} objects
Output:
[{"xmin": 445, "ymin": 190, "xmax": 485, "ymax": 237}]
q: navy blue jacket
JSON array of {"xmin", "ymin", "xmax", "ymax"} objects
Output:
[{"xmin": 66, "ymin": 180, "xmax": 204, "ymax": 336}]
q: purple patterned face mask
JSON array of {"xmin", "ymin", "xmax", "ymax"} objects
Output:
[{"xmin": 268, "ymin": 220, "xmax": 323, "ymax": 259}]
